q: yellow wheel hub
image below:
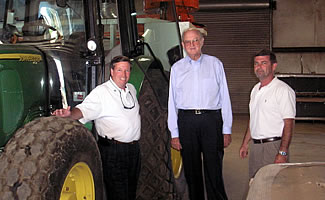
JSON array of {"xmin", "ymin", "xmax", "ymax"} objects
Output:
[
  {"xmin": 171, "ymin": 148, "xmax": 182, "ymax": 179},
  {"xmin": 60, "ymin": 162, "xmax": 95, "ymax": 200}
]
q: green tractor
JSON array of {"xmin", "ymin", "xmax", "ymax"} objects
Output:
[{"xmin": 0, "ymin": 0, "xmax": 186, "ymax": 199}]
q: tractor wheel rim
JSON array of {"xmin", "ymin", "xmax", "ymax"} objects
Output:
[{"xmin": 60, "ymin": 162, "xmax": 95, "ymax": 200}]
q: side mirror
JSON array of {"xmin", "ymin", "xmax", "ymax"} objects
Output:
[{"xmin": 56, "ymin": 0, "xmax": 67, "ymax": 8}]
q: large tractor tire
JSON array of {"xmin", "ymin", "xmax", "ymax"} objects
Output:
[
  {"xmin": 136, "ymin": 68, "xmax": 189, "ymax": 200},
  {"xmin": 0, "ymin": 116, "xmax": 104, "ymax": 200}
]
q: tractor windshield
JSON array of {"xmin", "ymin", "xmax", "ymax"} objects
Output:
[
  {"xmin": 0, "ymin": 0, "xmax": 85, "ymax": 44},
  {"xmin": 100, "ymin": 0, "xmax": 185, "ymax": 72},
  {"xmin": 137, "ymin": 0, "xmax": 184, "ymax": 72}
]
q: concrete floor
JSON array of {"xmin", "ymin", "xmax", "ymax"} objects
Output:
[{"xmin": 223, "ymin": 114, "xmax": 325, "ymax": 200}]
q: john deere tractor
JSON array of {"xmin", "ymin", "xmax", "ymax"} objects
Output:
[{"xmin": 0, "ymin": 0, "xmax": 189, "ymax": 199}]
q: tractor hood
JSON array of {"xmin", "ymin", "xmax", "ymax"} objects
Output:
[{"xmin": 0, "ymin": 44, "xmax": 47, "ymax": 148}]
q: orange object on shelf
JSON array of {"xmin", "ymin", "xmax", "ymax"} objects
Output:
[{"xmin": 144, "ymin": 0, "xmax": 199, "ymax": 22}]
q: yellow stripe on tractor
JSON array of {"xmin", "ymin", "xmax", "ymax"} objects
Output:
[{"xmin": 0, "ymin": 54, "xmax": 42, "ymax": 63}]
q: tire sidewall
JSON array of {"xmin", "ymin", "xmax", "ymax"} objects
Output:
[{"xmin": 0, "ymin": 116, "xmax": 104, "ymax": 200}]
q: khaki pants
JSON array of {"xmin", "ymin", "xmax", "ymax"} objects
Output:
[{"xmin": 249, "ymin": 140, "xmax": 289, "ymax": 178}]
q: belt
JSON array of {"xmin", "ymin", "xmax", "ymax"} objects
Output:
[
  {"xmin": 98, "ymin": 136, "xmax": 138, "ymax": 145},
  {"xmin": 253, "ymin": 137, "xmax": 282, "ymax": 144},
  {"xmin": 178, "ymin": 109, "xmax": 220, "ymax": 115}
]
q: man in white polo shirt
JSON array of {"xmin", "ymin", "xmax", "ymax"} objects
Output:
[
  {"xmin": 52, "ymin": 55, "xmax": 141, "ymax": 200},
  {"xmin": 239, "ymin": 49, "xmax": 296, "ymax": 180}
]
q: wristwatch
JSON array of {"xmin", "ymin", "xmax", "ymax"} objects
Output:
[{"xmin": 278, "ymin": 151, "xmax": 287, "ymax": 156}]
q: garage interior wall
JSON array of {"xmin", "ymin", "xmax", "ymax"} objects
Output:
[
  {"xmin": 273, "ymin": 0, "xmax": 325, "ymax": 74},
  {"xmin": 192, "ymin": 9, "xmax": 271, "ymax": 114}
]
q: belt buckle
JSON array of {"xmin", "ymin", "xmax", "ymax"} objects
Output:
[{"xmin": 195, "ymin": 110, "xmax": 202, "ymax": 115}]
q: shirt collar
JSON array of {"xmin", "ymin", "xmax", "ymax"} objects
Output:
[
  {"xmin": 268, "ymin": 76, "xmax": 278, "ymax": 87},
  {"xmin": 108, "ymin": 78, "xmax": 129, "ymax": 93},
  {"xmin": 258, "ymin": 76, "xmax": 278, "ymax": 89},
  {"xmin": 186, "ymin": 54, "xmax": 203, "ymax": 64}
]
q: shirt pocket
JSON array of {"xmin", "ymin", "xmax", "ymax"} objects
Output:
[{"xmin": 201, "ymin": 77, "xmax": 219, "ymax": 100}]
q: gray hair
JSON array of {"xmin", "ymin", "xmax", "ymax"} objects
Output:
[{"xmin": 182, "ymin": 27, "xmax": 205, "ymax": 41}]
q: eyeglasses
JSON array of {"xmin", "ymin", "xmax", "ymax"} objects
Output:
[
  {"xmin": 183, "ymin": 38, "xmax": 200, "ymax": 46},
  {"xmin": 120, "ymin": 91, "xmax": 135, "ymax": 109}
]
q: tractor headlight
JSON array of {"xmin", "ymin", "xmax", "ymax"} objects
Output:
[{"xmin": 87, "ymin": 40, "xmax": 97, "ymax": 51}]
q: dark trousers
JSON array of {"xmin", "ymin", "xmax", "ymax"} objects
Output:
[
  {"xmin": 178, "ymin": 110, "xmax": 227, "ymax": 200},
  {"xmin": 98, "ymin": 138, "xmax": 141, "ymax": 200}
]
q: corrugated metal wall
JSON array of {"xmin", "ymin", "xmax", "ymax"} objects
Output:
[{"xmin": 193, "ymin": 10, "xmax": 271, "ymax": 113}]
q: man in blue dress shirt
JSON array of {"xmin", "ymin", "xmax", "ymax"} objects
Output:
[{"xmin": 168, "ymin": 27, "xmax": 233, "ymax": 200}]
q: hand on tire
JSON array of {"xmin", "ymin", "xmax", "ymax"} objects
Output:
[{"xmin": 52, "ymin": 106, "xmax": 72, "ymax": 118}]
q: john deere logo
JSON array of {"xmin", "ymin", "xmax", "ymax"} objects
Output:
[
  {"xmin": 0, "ymin": 54, "xmax": 42, "ymax": 64},
  {"xmin": 19, "ymin": 54, "xmax": 42, "ymax": 63}
]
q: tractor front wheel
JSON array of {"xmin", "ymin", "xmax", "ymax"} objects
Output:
[{"xmin": 0, "ymin": 116, "xmax": 104, "ymax": 200}]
